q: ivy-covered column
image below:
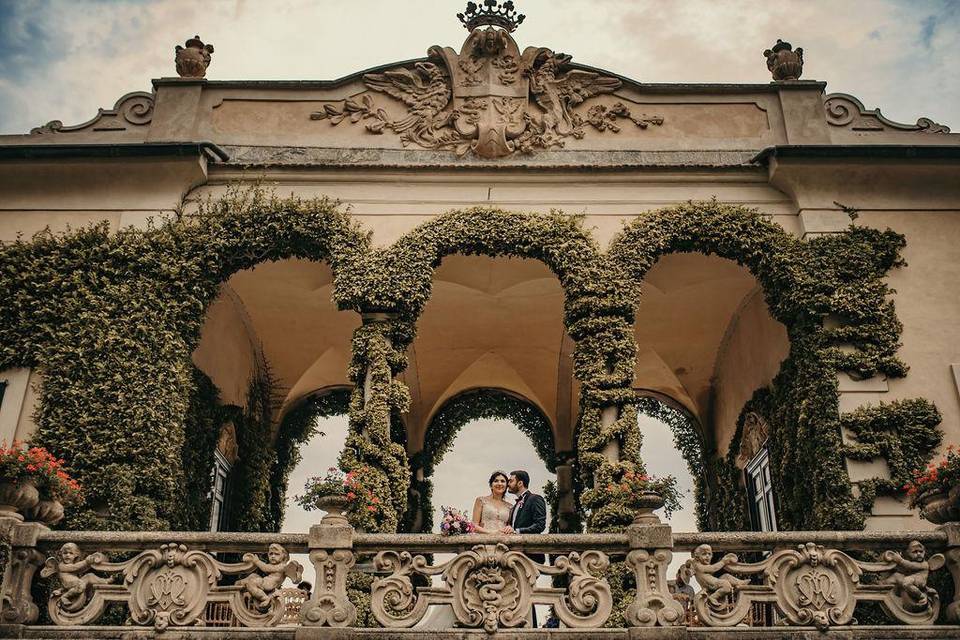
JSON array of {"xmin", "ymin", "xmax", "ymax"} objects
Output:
[
  {"xmin": 567, "ymin": 260, "xmax": 643, "ymax": 534},
  {"xmin": 339, "ymin": 312, "xmax": 410, "ymax": 533}
]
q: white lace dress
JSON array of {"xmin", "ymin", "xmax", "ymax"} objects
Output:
[
  {"xmin": 476, "ymin": 496, "xmax": 512, "ymax": 533},
  {"xmin": 416, "ymin": 496, "xmax": 514, "ymax": 628}
]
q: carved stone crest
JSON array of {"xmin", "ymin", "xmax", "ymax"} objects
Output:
[{"xmin": 312, "ymin": 10, "xmax": 662, "ymax": 158}]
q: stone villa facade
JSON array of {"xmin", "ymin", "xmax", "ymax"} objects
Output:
[{"xmin": 2, "ymin": 4, "xmax": 960, "ymax": 636}]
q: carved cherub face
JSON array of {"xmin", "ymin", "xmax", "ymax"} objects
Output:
[
  {"xmin": 803, "ymin": 543, "xmax": 821, "ymax": 566},
  {"xmin": 908, "ymin": 541, "xmax": 926, "ymax": 562},
  {"xmin": 59, "ymin": 543, "xmax": 80, "ymax": 564},
  {"xmin": 694, "ymin": 544, "xmax": 713, "ymax": 564},
  {"xmin": 267, "ymin": 543, "xmax": 287, "ymax": 564},
  {"xmin": 480, "ymin": 28, "xmax": 505, "ymax": 55}
]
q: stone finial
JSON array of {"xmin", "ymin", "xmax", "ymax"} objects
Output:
[
  {"xmin": 763, "ymin": 39, "xmax": 803, "ymax": 81},
  {"xmin": 175, "ymin": 35, "xmax": 214, "ymax": 78}
]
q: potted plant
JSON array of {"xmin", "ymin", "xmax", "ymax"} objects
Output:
[
  {"xmin": 606, "ymin": 470, "xmax": 683, "ymax": 525},
  {"xmin": 905, "ymin": 445, "xmax": 960, "ymax": 524},
  {"xmin": 0, "ymin": 442, "xmax": 80, "ymax": 523},
  {"xmin": 296, "ymin": 465, "xmax": 387, "ymax": 531}
]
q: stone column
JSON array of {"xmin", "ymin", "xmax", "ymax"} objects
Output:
[
  {"xmin": 600, "ymin": 364, "xmax": 622, "ymax": 463},
  {"xmin": 360, "ymin": 312, "xmax": 395, "ymax": 409},
  {"xmin": 299, "ymin": 507, "xmax": 357, "ymax": 632},
  {"xmin": 624, "ymin": 507, "xmax": 684, "ymax": 627},
  {"xmin": 554, "ymin": 451, "xmax": 577, "ymax": 533},
  {"xmin": 0, "ymin": 518, "xmax": 47, "ymax": 625}
]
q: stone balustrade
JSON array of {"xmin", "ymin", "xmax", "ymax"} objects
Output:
[{"xmin": 2, "ymin": 514, "xmax": 960, "ymax": 638}]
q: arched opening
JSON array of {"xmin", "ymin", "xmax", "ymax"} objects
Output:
[
  {"xmin": 629, "ymin": 251, "xmax": 789, "ymax": 531},
  {"xmin": 401, "ymin": 253, "xmax": 571, "ymax": 532},
  {"xmin": 190, "ymin": 257, "xmax": 359, "ymax": 532}
]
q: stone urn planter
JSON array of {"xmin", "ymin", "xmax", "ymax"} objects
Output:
[
  {"xmin": 316, "ymin": 494, "xmax": 351, "ymax": 527},
  {"xmin": 26, "ymin": 498, "xmax": 65, "ymax": 525},
  {"xmin": 631, "ymin": 490, "xmax": 665, "ymax": 526},
  {"xmin": 0, "ymin": 478, "xmax": 40, "ymax": 521},
  {"xmin": 918, "ymin": 485, "xmax": 960, "ymax": 524}
]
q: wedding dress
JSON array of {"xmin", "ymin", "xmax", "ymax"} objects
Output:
[{"xmin": 416, "ymin": 496, "xmax": 513, "ymax": 629}]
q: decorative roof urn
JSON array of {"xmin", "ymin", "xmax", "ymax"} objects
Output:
[
  {"xmin": 175, "ymin": 35, "xmax": 214, "ymax": 78},
  {"xmin": 763, "ymin": 39, "xmax": 803, "ymax": 81}
]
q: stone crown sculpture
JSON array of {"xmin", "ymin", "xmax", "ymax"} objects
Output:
[
  {"xmin": 175, "ymin": 35, "xmax": 214, "ymax": 78},
  {"xmin": 764, "ymin": 39, "xmax": 803, "ymax": 81},
  {"xmin": 457, "ymin": 0, "xmax": 525, "ymax": 32}
]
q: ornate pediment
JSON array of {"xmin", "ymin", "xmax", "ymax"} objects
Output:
[
  {"xmin": 735, "ymin": 412, "xmax": 769, "ymax": 470},
  {"xmin": 310, "ymin": 7, "xmax": 662, "ymax": 159}
]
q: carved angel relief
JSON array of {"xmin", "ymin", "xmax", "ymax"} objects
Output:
[{"xmin": 311, "ymin": 26, "xmax": 662, "ymax": 158}]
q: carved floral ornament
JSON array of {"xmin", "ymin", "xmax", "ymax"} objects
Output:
[{"xmin": 310, "ymin": 25, "xmax": 663, "ymax": 159}]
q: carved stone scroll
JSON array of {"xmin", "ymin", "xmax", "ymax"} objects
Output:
[
  {"xmin": 370, "ymin": 542, "xmax": 612, "ymax": 633},
  {"xmin": 30, "ymin": 92, "xmax": 155, "ymax": 135},
  {"xmin": 824, "ymin": 93, "xmax": 950, "ymax": 134},
  {"xmin": 686, "ymin": 541, "xmax": 945, "ymax": 629},
  {"xmin": 37, "ymin": 542, "xmax": 303, "ymax": 629}
]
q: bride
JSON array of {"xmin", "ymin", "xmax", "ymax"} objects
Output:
[
  {"xmin": 416, "ymin": 470, "xmax": 514, "ymax": 629},
  {"xmin": 471, "ymin": 470, "xmax": 513, "ymax": 533}
]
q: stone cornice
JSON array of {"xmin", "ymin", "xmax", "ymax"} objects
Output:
[
  {"xmin": 753, "ymin": 145, "xmax": 960, "ymax": 164},
  {"xmin": 0, "ymin": 142, "xmax": 230, "ymax": 162}
]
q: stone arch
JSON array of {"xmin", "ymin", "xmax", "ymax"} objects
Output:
[
  {"xmin": 266, "ymin": 385, "xmax": 352, "ymax": 528},
  {"xmin": 606, "ymin": 201, "xmax": 862, "ymax": 530}
]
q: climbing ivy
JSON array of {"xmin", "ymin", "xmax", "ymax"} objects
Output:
[{"xmin": 0, "ymin": 192, "xmax": 940, "ymax": 535}]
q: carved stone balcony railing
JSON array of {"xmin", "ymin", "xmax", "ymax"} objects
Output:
[{"xmin": 2, "ymin": 512, "xmax": 960, "ymax": 638}]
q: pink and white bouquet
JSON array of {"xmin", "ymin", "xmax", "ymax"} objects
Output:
[{"xmin": 439, "ymin": 505, "xmax": 476, "ymax": 536}]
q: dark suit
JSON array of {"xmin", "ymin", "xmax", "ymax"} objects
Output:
[
  {"xmin": 508, "ymin": 490, "xmax": 547, "ymax": 562},
  {"xmin": 508, "ymin": 490, "xmax": 547, "ymax": 627}
]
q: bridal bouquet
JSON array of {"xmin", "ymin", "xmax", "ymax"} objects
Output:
[{"xmin": 439, "ymin": 506, "xmax": 475, "ymax": 536}]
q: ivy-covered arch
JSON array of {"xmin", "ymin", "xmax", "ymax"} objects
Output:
[
  {"xmin": 0, "ymin": 190, "xmax": 367, "ymax": 531},
  {"xmin": 0, "ymin": 192, "xmax": 940, "ymax": 536},
  {"xmin": 402, "ymin": 387, "xmax": 557, "ymax": 532},
  {"xmin": 606, "ymin": 200, "xmax": 941, "ymax": 530},
  {"xmin": 357, "ymin": 208, "xmax": 641, "ymax": 534}
]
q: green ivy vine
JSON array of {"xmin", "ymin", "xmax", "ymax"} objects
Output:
[{"xmin": 0, "ymin": 191, "xmax": 940, "ymax": 536}]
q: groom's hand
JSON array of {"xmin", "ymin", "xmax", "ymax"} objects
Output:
[{"xmin": 500, "ymin": 525, "xmax": 515, "ymax": 534}]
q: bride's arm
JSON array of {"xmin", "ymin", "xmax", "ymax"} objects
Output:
[{"xmin": 471, "ymin": 498, "xmax": 494, "ymax": 534}]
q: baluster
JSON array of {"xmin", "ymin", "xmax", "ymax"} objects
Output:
[
  {"xmin": 0, "ymin": 520, "xmax": 47, "ymax": 625},
  {"xmin": 300, "ymin": 504, "xmax": 356, "ymax": 628},
  {"xmin": 625, "ymin": 516, "xmax": 684, "ymax": 626}
]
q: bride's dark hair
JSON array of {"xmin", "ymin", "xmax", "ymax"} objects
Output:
[{"xmin": 488, "ymin": 470, "xmax": 508, "ymax": 486}]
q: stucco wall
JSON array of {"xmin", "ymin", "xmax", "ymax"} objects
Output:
[
  {"xmin": 711, "ymin": 289, "xmax": 790, "ymax": 456},
  {"xmin": 191, "ymin": 287, "xmax": 259, "ymax": 407},
  {"xmin": 862, "ymin": 210, "xmax": 960, "ymax": 452}
]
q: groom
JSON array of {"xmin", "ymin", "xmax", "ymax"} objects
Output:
[
  {"xmin": 502, "ymin": 469, "xmax": 546, "ymax": 627},
  {"xmin": 501, "ymin": 470, "xmax": 546, "ymax": 547}
]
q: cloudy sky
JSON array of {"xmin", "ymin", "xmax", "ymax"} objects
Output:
[{"xmin": 1, "ymin": 0, "xmax": 958, "ymax": 134}]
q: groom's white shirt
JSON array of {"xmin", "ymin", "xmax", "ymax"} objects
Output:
[{"xmin": 510, "ymin": 490, "xmax": 529, "ymax": 527}]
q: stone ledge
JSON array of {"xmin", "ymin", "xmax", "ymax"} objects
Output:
[
  {"xmin": 220, "ymin": 146, "xmax": 761, "ymax": 170},
  {"xmin": 8, "ymin": 627, "xmax": 960, "ymax": 640}
]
